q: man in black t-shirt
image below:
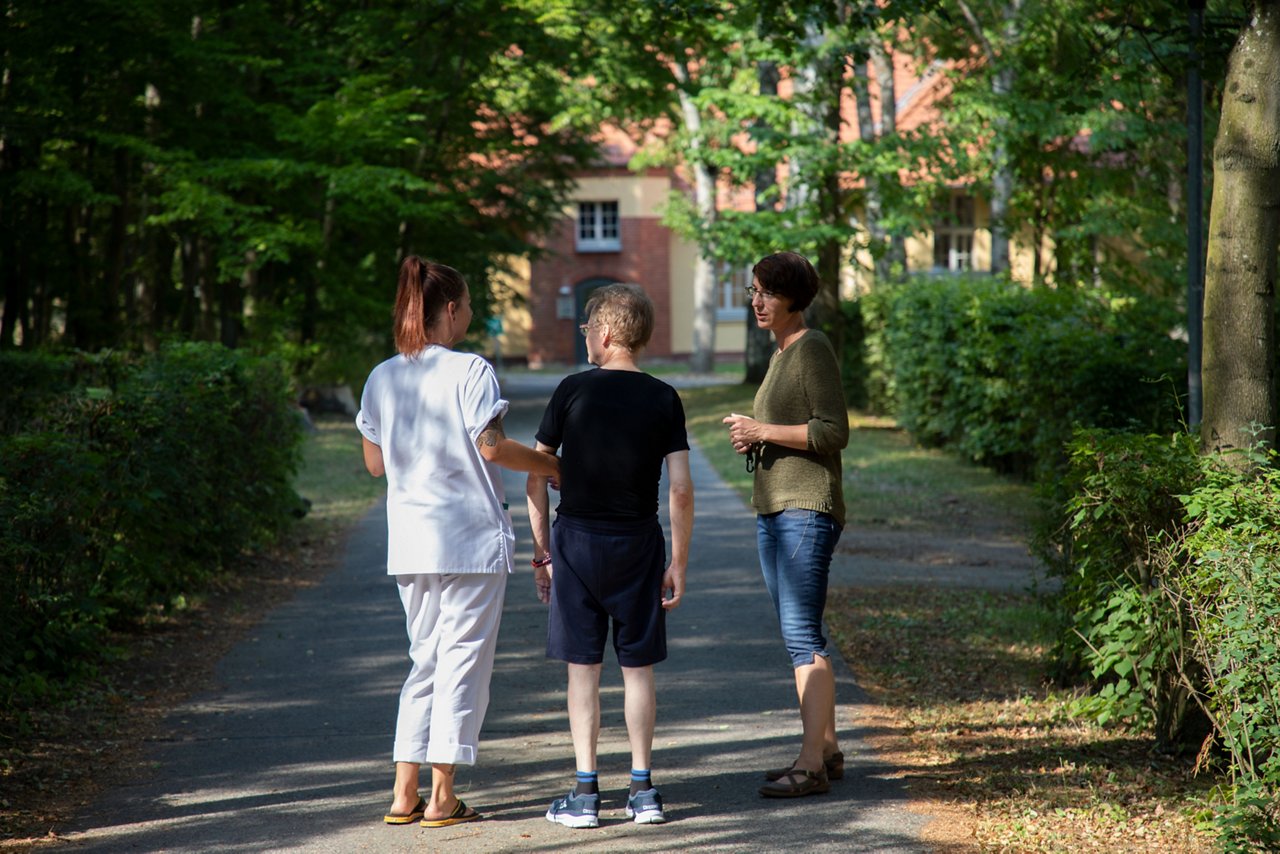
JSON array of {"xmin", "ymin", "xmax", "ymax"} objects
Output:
[{"xmin": 527, "ymin": 283, "xmax": 694, "ymax": 829}]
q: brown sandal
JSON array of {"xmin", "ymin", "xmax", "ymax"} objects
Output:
[
  {"xmin": 759, "ymin": 766, "xmax": 830, "ymax": 798},
  {"xmin": 763, "ymin": 751, "xmax": 844, "ymax": 782}
]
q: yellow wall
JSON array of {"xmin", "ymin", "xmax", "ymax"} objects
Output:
[
  {"xmin": 491, "ymin": 254, "xmax": 531, "ymax": 361},
  {"xmin": 716, "ymin": 309, "xmax": 747, "ymax": 353},
  {"xmin": 566, "ymin": 174, "xmax": 670, "ymax": 217},
  {"xmin": 666, "ymin": 236, "xmax": 747, "ymax": 356},
  {"xmin": 668, "ymin": 237, "xmax": 698, "ymax": 354}
]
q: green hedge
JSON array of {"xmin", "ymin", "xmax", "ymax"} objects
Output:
[
  {"xmin": 0, "ymin": 344, "xmax": 304, "ymax": 697},
  {"xmin": 852, "ymin": 275, "xmax": 1185, "ymax": 477}
]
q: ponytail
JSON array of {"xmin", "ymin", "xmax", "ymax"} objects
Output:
[{"xmin": 393, "ymin": 256, "xmax": 468, "ymax": 355}]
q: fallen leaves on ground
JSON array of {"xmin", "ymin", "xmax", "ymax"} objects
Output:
[{"xmin": 826, "ymin": 585, "xmax": 1218, "ymax": 853}]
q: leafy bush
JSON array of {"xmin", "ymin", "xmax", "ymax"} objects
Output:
[
  {"xmin": 857, "ymin": 275, "xmax": 1184, "ymax": 477},
  {"xmin": 0, "ymin": 344, "xmax": 304, "ymax": 700},
  {"xmin": 1166, "ymin": 452, "xmax": 1280, "ymax": 850},
  {"xmin": 843, "ymin": 292, "xmax": 894, "ymax": 414},
  {"xmin": 1041, "ymin": 429, "xmax": 1280, "ymax": 848},
  {"xmin": 1036, "ymin": 428, "xmax": 1204, "ymax": 746},
  {"xmin": 0, "ymin": 350, "xmax": 82, "ymax": 436}
]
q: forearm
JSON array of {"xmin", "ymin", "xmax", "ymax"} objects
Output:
[
  {"xmin": 526, "ymin": 474, "xmax": 552, "ymax": 558},
  {"xmin": 758, "ymin": 422, "xmax": 811, "ymax": 452},
  {"xmin": 665, "ymin": 451, "xmax": 694, "ymax": 568},
  {"xmin": 490, "ymin": 438, "xmax": 559, "ymax": 476},
  {"xmin": 667, "ymin": 485, "xmax": 693, "ymax": 568}
]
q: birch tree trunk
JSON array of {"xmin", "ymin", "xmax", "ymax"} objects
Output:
[
  {"xmin": 674, "ymin": 59, "xmax": 718, "ymax": 374},
  {"xmin": 1201, "ymin": 0, "xmax": 1280, "ymax": 458},
  {"xmin": 988, "ymin": 63, "xmax": 1013, "ymax": 275},
  {"xmin": 957, "ymin": 0, "xmax": 1020, "ymax": 275},
  {"xmin": 869, "ymin": 42, "xmax": 906, "ymax": 276}
]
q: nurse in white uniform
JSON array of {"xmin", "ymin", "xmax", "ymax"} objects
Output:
[{"xmin": 357, "ymin": 256, "xmax": 559, "ymax": 828}]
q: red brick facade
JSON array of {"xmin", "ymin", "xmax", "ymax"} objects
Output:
[{"xmin": 527, "ymin": 211, "xmax": 674, "ymax": 367}]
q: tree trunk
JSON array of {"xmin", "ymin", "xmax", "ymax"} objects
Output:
[
  {"xmin": 1201, "ymin": 0, "xmax": 1280, "ymax": 458},
  {"xmin": 957, "ymin": 0, "xmax": 1020, "ymax": 276},
  {"xmin": 64, "ymin": 200, "xmax": 98, "ymax": 350},
  {"xmin": 303, "ymin": 183, "xmax": 337, "ymax": 351},
  {"xmin": 746, "ymin": 58, "xmax": 778, "ymax": 384},
  {"xmin": 869, "ymin": 41, "xmax": 906, "ymax": 277},
  {"xmin": 810, "ymin": 21, "xmax": 847, "ymax": 352},
  {"xmin": 221, "ymin": 250, "xmax": 254, "ymax": 349},
  {"xmin": 988, "ymin": 62, "xmax": 1014, "ymax": 276},
  {"xmin": 0, "ymin": 139, "xmax": 25, "ymax": 348},
  {"xmin": 179, "ymin": 233, "xmax": 200, "ymax": 337},
  {"xmin": 674, "ymin": 60, "xmax": 717, "ymax": 374},
  {"xmin": 105, "ymin": 148, "xmax": 130, "ymax": 346},
  {"xmin": 852, "ymin": 55, "xmax": 886, "ymax": 282}
]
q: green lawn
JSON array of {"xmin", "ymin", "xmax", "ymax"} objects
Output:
[
  {"xmin": 293, "ymin": 415, "xmax": 386, "ymax": 523},
  {"xmin": 677, "ymin": 382, "xmax": 1033, "ymax": 534}
]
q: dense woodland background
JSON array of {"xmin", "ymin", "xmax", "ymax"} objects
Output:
[{"xmin": 0, "ymin": 0, "xmax": 1248, "ymax": 384}]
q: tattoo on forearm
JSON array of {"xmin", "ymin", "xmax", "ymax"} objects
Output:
[{"xmin": 477, "ymin": 416, "xmax": 505, "ymax": 448}]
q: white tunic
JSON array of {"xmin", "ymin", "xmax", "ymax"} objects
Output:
[{"xmin": 356, "ymin": 348, "xmax": 513, "ymax": 575}]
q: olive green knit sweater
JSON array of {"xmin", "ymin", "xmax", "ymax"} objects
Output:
[{"xmin": 750, "ymin": 329, "xmax": 849, "ymax": 526}]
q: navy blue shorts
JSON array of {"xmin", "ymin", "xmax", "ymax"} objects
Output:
[{"xmin": 547, "ymin": 514, "xmax": 668, "ymax": 667}]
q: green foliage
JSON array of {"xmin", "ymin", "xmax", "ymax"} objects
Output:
[
  {"xmin": 861, "ymin": 275, "xmax": 1184, "ymax": 477},
  {"xmin": 1, "ymin": 0, "xmax": 601, "ymax": 381},
  {"xmin": 1168, "ymin": 454, "xmax": 1280, "ymax": 849},
  {"xmin": 1035, "ymin": 429, "xmax": 1202, "ymax": 744},
  {"xmin": 1043, "ymin": 428, "xmax": 1280, "ymax": 846},
  {"xmin": 0, "ymin": 344, "xmax": 303, "ymax": 700},
  {"xmin": 922, "ymin": 1, "xmax": 1240, "ymax": 297},
  {"xmin": 0, "ymin": 351, "xmax": 79, "ymax": 435}
]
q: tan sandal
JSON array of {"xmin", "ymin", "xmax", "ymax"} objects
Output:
[
  {"xmin": 763, "ymin": 751, "xmax": 844, "ymax": 782},
  {"xmin": 759, "ymin": 767, "xmax": 830, "ymax": 798}
]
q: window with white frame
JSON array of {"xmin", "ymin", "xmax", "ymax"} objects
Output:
[
  {"xmin": 716, "ymin": 261, "xmax": 751, "ymax": 320},
  {"xmin": 933, "ymin": 194, "xmax": 975, "ymax": 272},
  {"xmin": 576, "ymin": 201, "xmax": 621, "ymax": 252}
]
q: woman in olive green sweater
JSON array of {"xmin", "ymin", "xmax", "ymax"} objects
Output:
[{"xmin": 723, "ymin": 252, "xmax": 850, "ymax": 799}]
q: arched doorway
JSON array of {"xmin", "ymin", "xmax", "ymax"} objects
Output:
[{"xmin": 573, "ymin": 277, "xmax": 619, "ymax": 364}]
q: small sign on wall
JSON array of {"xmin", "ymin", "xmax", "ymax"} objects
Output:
[{"xmin": 556, "ymin": 285, "xmax": 574, "ymax": 319}]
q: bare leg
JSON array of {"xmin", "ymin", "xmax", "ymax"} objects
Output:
[
  {"xmin": 567, "ymin": 663, "xmax": 603, "ymax": 772},
  {"xmin": 792, "ymin": 654, "xmax": 839, "ymax": 772},
  {"xmin": 620, "ymin": 665, "xmax": 656, "ymax": 772},
  {"xmin": 391, "ymin": 761, "xmax": 421, "ymax": 814},
  {"xmin": 424, "ymin": 762, "xmax": 458, "ymax": 820}
]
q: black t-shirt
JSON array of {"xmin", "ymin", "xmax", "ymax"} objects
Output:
[{"xmin": 536, "ymin": 369, "xmax": 689, "ymax": 521}]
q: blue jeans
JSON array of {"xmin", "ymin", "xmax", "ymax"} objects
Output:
[{"xmin": 757, "ymin": 509, "xmax": 843, "ymax": 668}]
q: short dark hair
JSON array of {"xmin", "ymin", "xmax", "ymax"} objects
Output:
[{"xmin": 752, "ymin": 252, "xmax": 820, "ymax": 312}]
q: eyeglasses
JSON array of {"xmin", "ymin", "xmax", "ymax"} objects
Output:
[{"xmin": 743, "ymin": 286, "xmax": 780, "ymax": 302}]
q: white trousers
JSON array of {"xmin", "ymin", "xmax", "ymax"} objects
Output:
[{"xmin": 393, "ymin": 573, "xmax": 507, "ymax": 766}]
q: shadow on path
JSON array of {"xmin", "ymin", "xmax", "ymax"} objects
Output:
[{"xmin": 59, "ymin": 374, "xmax": 936, "ymax": 853}]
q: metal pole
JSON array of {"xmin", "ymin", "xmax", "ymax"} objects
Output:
[{"xmin": 1187, "ymin": 0, "xmax": 1205, "ymax": 428}]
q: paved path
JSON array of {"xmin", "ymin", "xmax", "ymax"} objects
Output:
[{"xmin": 61, "ymin": 373, "xmax": 953, "ymax": 853}]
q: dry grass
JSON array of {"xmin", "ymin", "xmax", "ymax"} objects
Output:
[
  {"xmin": 673, "ymin": 384, "xmax": 1226, "ymax": 851},
  {"xmin": 826, "ymin": 586, "xmax": 1220, "ymax": 852}
]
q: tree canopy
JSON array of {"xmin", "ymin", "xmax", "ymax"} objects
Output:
[
  {"xmin": 0, "ymin": 0, "xmax": 1254, "ymax": 388},
  {"xmin": 1, "ymin": 0, "xmax": 604, "ymax": 381}
]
